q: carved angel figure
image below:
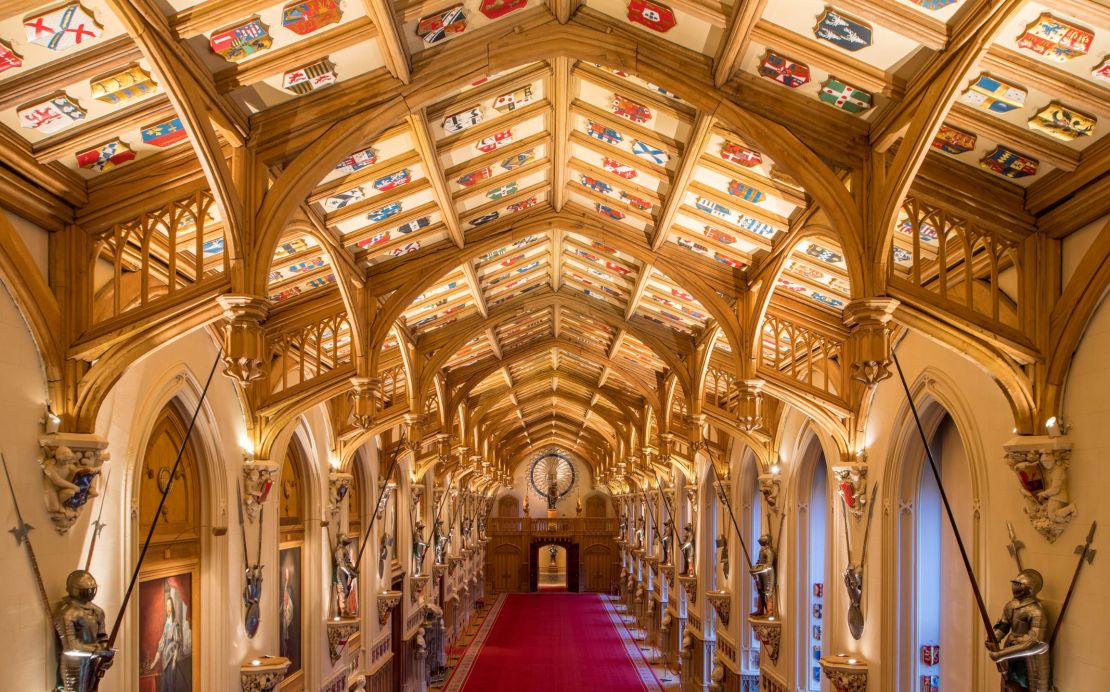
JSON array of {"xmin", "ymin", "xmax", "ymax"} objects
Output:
[{"xmin": 42, "ymin": 445, "xmax": 105, "ymax": 533}]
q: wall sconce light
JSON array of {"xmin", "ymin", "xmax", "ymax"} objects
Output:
[
  {"xmin": 43, "ymin": 404, "xmax": 62, "ymax": 434},
  {"xmin": 1045, "ymin": 416, "xmax": 1068, "ymax": 436}
]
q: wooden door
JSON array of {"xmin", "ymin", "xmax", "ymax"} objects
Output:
[
  {"xmin": 567, "ymin": 543, "xmax": 580, "ymax": 592},
  {"xmin": 582, "ymin": 544, "xmax": 612, "ymax": 592},
  {"xmin": 492, "ymin": 544, "xmax": 521, "ymax": 593}
]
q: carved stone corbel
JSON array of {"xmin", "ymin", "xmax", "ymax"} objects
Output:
[
  {"xmin": 328, "ymin": 472, "xmax": 354, "ymax": 517},
  {"xmin": 377, "ymin": 590, "xmax": 402, "ymax": 626},
  {"xmin": 375, "ymin": 480, "xmax": 395, "ymax": 520},
  {"xmin": 217, "ymin": 295, "xmax": 270, "ymax": 385},
  {"xmin": 832, "ymin": 464, "xmax": 868, "ymax": 521},
  {"xmin": 410, "ymin": 574, "xmax": 430, "ymax": 604},
  {"xmin": 677, "ymin": 573, "xmax": 697, "ymax": 604},
  {"xmin": 241, "ymin": 461, "xmax": 280, "ymax": 522},
  {"xmin": 818, "ymin": 655, "xmax": 869, "ymax": 692},
  {"xmin": 1003, "ymin": 435, "xmax": 1076, "ymax": 542},
  {"xmin": 736, "ymin": 379, "xmax": 764, "ymax": 431},
  {"xmin": 705, "ymin": 590, "xmax": 731, "ymax": 627},
  {"xmin": 758, "ymin": 474, "xmax": 781, "ymax": 514},
  {"xmin": 842, "ymin": 298, "xmax": 899, "ymax": 385},
  {"xmin": 749, "ymin": 616, "xmax": 781, "ymax": 663},
  {"xmin": 326, "ymin": 618, "xmax": 359, "ymax": 663},
  {"xmin": 240, "ymin": 656, "xmax": 291, "ymax": 692},
  {"xmin": 348, "ymin": 377, "xmax": 381, "ymax": 430},
  {"xmin": 39, "ymin": 433, "xmax": 109, "ymax": 533}
]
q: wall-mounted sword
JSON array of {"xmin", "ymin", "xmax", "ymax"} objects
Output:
[{"xmin": 1005, "ymin": 520, "xmax": 1024, "ymax": 572}]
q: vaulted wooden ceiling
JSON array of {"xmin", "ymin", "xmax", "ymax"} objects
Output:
[{"xmin": 2, "ymin": 0, "xmax": 1107, "ymax": 481}]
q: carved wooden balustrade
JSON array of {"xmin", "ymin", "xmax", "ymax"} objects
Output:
[
  {"xmin": 87, "ymin": 190, "xmax": 228, "ymax": 337},
  {"xmin": 758, "ymin": 309, "xmax": 849, "ymax": 410},
  {"xmin": 266, "ymin": 307, "xmax": 354, "ymax": 404}
]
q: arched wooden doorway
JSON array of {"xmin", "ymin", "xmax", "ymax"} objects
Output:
[
  {"xmin": 278, "ymin": 439, "xmax": 307, "ymax": 691},
  {"xmin": 529, "ymin": 538, "xmax": 579, "ymax": 592},
  {"xmin": 137, "ymin": 401, "xmax": 202, "ymax": 692}
]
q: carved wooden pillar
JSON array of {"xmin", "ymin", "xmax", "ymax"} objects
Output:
[
  {"xmin": 736, "ymin": 379, "xmax": 765, "ymax": 432},
  {"xmin": 349, "ymin": 376, "xmax": 381, "ymax": 430},
  {"xmin": 217, "ymin": 295, "xmax": 270, "ymax": 385},
  {"xmin": 842, "ymin": 298, "xmax": 899, "ymax": 385}
]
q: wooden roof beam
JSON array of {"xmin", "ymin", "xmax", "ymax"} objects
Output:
[
  {"xmin": 713, "ymin": 0, "xmax": 768, "ymax": 88},
  {"xmin": 625, "ymin": 265, "xmax": 654, "ymax": 320},
  {"xmin": 362, "ymin": 0, "xmax": 412, "ymax": 84},
  {"xmin": 552, "ymin": 56, "xmax": 571, "ymax": 211},
  {"xmin": 410, "ymin": 109, "xmax": 465, "ymax": 247},
  {"xmin": 462, "ymin": 260, "xmax": 488, "ymax": 317},
  {"xmin": 651, "ymin": 112, "xmax": 714, "ymax": 250}
]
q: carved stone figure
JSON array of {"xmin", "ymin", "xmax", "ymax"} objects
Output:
[
  {"xmin": 759, "ymin": 476, "xmax": 781, "ymax": 513},
  {"xmin": 241, "ymin": 463, "xmax": 277, "ymax": 523},
  {"xmin": 412, "ymin": 520, "xmax": 428, "ymax": 577},
  {"xmin": 333, "ymin": 533, "xmax": 358, "ymax": 618},
  {"xmin": 42, "ymin": 444, "xmax": 106, "ymax": 533},
  {"xmin": 660, "ymin": 519, "xmax": 674, "ymax": 564},
  {"xmin": 716, "ymin": 533, "xmax": 729, "ymax": 580},
  {"xmin": 679, "ymin": 523, "xmax": 695, "ymax": 576},
  {"xmin": 834, "ymin": 466, "xmax": 868, "ymax": 521},
  {"xmin": 53, "ymin": 570, "xmax": 114, "ymax": 692},
  {"xmin": 749, "ymin": 534, "xmax": 776, "ymax": 617},
  {"xmin": 328, "ymin": 473, "xmax": 353, "ymax": 517},
  {"xmin": 989, "ymin": 569, "xmax": 1051, "ymax": 692},
  {"xmin": 1006, "ymin": 447, "xmax": 1077, "ymax": 543},
  {"xmin": 433, "ymin": 519, "xmax": 449, "ymax": 565}
]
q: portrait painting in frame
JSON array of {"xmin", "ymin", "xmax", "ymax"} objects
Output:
[
  {"xmin": 139, "ymin": 568, "xmax": 196, "ymax": 692},
  {"xmin": 279, "ymin": 544, "xmax": 303, "ymax": 682}
]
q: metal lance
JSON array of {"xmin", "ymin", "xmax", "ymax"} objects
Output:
[
  {"xmin": 892, "ymin": 353, "xmax": 998, "ymax": 648},
  {"xmin": 84, "ymin": 467, "xmax": 112, "ymax": 572},
  {"xmin": 1049, "ymin": 521, "xmax": 1097, "ymax": 649},
  {"xmin": 1005, "ymin": 520, "xmax": 1025, "ymax": 572},
  {"xmin": 352, "ymin": 435, "xmax": 407, "ymax": 570},
  {"xmin": 703, "ymin": 444, "xmax": 754, "ymax": 571},
  {"xmin": 107, "ymin": 349, "xmax": 222, "ymax": 649},
  {"xmin": 1, "ymin": 451, "xmax": 53, "ymax": 624}
]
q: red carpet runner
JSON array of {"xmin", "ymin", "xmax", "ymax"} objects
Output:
[{"xmin": 446, "ymin": 593, "xmax": 661, "ymax": 691}]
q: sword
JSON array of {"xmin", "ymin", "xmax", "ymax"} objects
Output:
[
  {"xmin": 84, "ymin": 467, "xmax": 112, "ymax": 571},
  {"xmin": 1049, "ymin": 521, "xmax": 1096, "ymax": 649},
  {"xmin": 1, "ymin": 451, "xmax": 53, "ymax": 624},
  {"xmin": 1005, "ymin": 520, "xmax": 1024, "ymax": 572}
]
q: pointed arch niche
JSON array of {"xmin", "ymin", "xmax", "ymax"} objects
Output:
[
  {"xmin": 892, "ymin": 401, "xmax": 980, "ymax": 692},
  {"xmin": 136, "ymin": 400, "xmax": 204, "ymax": 692},
  {"xmin": 278, "ymin": 436, "xmax": 308, "ymax": 690},
  {"xmin": 734, "ymin": 449, "xmax": 763, "ymax": 674},
  {"xmin": 793, "ymin": 432, "xmax": 828, "ymax": 692}
]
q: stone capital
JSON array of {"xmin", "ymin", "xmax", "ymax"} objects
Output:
[
  {"xmin": 819, "ymin": 655, "xmax": 869, "ymax": 692},
  {"xmin": 377, "ymin": 590, "xmax": 402, "ymax": 626},
  {"xmin": 749, "ymin": 616, "xmax": 781, "ymax": 664},
  {"xmin": 326, "ymin": 618, "xmax": 359, "ymax": 664},
  {"xmin": 842, "ymin": 297, "xmax": 899, "ymax": 385}
]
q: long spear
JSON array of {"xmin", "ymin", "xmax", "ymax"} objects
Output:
[
  {"xmin": 2, "ymin": 451, "xmax": 53, "ymax": 623},
  {"xmin": 1049, "ymin": 521, "xmax": 1096, "ymax": 649},
  {"xmin": 84, "ymin": 467, "xmax": 112, "ymax": 571},
  {"xmin": 892, "ymin": 352, "xmax": 997, "ymax": 646},
  {"xmin": 352, "ymin": 434, "xmax": 407, "ymax": 570},
  {"xmin": 702, "ymin": 445, "xmax": 754, "ymax": 571},
  {"xmin": 107, "ymin": 349, "xmax": 221, "ymax": 647}
]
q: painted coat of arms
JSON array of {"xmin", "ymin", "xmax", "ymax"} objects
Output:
[
  {"xmin": 25, "ymin": 4, "xmax": 102, "ymax": 52},
  {"xmin": 281, "ymin": 0, "xmax": 342, "ymax": 35},
  {"xmin": 759, "ymin": 51, "xmax": 810, "ymax": 88},
  {"xmin": 444, "ymin": 106, "xmax": 483, "ymax": 134},
  {"xmin": 0, "ymin": 40, "xmax": 22, "ymax": 74},
  {"xmin": 959, "ymin": 74, "xmax": 1026, "ymax": 113},
  {"xmin": 373, "ymin": 169, "xmax": 412, "ymax": 191},
  {"xmin": 627, "ymin": 0, "xmax": 677, "ymax": 33},
  {"xmin": 479, "ymin": 0, "xmax": 526, "ymax": 20},
  {"xmin": 931, "ymin": 125, "xmax": 976, "ymax": 155},
  {"xmin": 367, "ymin": 202, "xmax": 403, "ymax": 222},
  {"xmin": 477, "ymin": 130, "xmax": 512, "ymax": 152},
  {"xmin": 1027, "ymin": 102, "xmax": 1096, "ymax": 141},
  {"xmin": 1094, "ymin": 56, "xmax": 1110, "ymax": 83},
  {"xmin": 417, "ymin": 5, "xmax": 467, "ymax": 44},
  {"xmin": 819, "ymin": 78, "xmax": 871, "ymax": 113},
  {"xmin": 1016, "ymin": 13, "xmax": 1093, "ymax": 62},
  {"xmin": 18, "ymin": 94, "xmax": 86, "ymax": 134},
  {"xmin": 91, "ymin": 65, "xmax": 157, "ymax": 105},
  {"xmin": 721, "ymin": 141, "xmax": 762, "ymax": 167},
  {"xmin": 632, "ymin": 140, "xmax": 666, "ymax": 164},
  {"xmin": 76, "ymin": 139, "xmax": 135, "ymax": 172},
  {"xmin": 980, "ymin": 146, "xmax": 1038, "ymax": 179},
  {"xmin": 704, "ymin": 227, "xmax": 736, "ymax": 245},
  {"xmin": 458, "ymin": 166, "xmax": 492, "ymax": 187},
  {"xmin": 494, "ymin": 86, "xmax": 534, "ymax": 112},
  {"xmin": 282, "ymin": 60, "xmax": 337, "ymax": 95},
  {"xmin": 210, "ymin": 19, "xmax": 273, "ymax": 61},
  {"xmin": 603, "ymin": 157, "xmax": 637, "ymax": 179},
  {"xmin": 587, "ymin": 121, "xmax": 623, "ymax": 145},
  {"xmin": 142, "ymin": 117, "xmax": 187, "ymax": 147},
  {"xmin": 502, "ymin": 150, "xmax": 534, "ymax": 170},
  {"xmin": 324, "ymin": 188, "xmax": 365, "ymax": 211},
  {"xmin": 814, "ymin": 9, "xmax": 872, "ymax": 51},
  {"xmin": 596, "ymin": 204, "xmax": 625, "ymax": 221},
  {"xmin": 335, "ymin": 148, "xmax": 378, "ymax": 174},
  {"xmin": 612, "ymin": 94, "xmax": 651, "ymax": 124},
  {"xmin": 727, "ymin": 180, "xmax": 764, "ymax": 203}
]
